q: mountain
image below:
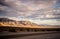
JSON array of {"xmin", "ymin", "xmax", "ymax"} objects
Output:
[
  {"xmin": 0, "ymin": 18, "xmax": 15, "ymax": 22},
  {"xmin": 0, "ymin": 18, "xmax": 60, "ymax": 28},
  {"xmin": 19, "ymin": 21, "xmax": 39, "ymax": 26},
  {"xmin": 0, "ymin": 18, "xmax": 39, "ymax": 27}
]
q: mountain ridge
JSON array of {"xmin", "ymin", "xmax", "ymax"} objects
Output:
[
  {"xmin": 0, "ymin": 18, "xmax": 39, "ymax": 26},
  {"xmin": 0, "ymin": 18, "xmax": 60, "ymax": 28}
]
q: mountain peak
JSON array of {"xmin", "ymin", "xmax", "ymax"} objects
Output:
[{"xmin": 0, "ymin": 18, "xmax": 39, "ymax": 26}]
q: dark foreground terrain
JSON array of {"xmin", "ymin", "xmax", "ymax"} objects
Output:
[
  {"xmin": 19, "ymin": 32, "xmax": 60, "ymax": 39},
  {"xmin": 0, "ymin": 31, "xmax": 60, "ymax": 39}
]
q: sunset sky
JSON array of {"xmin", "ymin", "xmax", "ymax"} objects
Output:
[{"xmin": 0, "ymin": 0, "xmax": 60, "ymax": 25}]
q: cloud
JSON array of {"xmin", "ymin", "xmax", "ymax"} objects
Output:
[
  {"xmin": 0, "ymin": 0, "xmax": 60, "ymax": 25},
  {"xmin": 31, "ymin": 19, "xmax": 60, "ymax": 25},
  {"xmin": 0, "ymin": 0, "xmax": 60, "ymax": 20}
]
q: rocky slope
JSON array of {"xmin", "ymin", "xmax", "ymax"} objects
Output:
[
  {"xmin": 0, "ymin": 18, "xmax": 40, "ymax": 28},
  {"xmin": 0, "ymin": 18, "xmax": 60, "ymax": 28}
]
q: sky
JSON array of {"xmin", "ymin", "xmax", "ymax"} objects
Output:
[{"xmin": 0, "ymin": 0, "xmax": 60, "ymax": 25}]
